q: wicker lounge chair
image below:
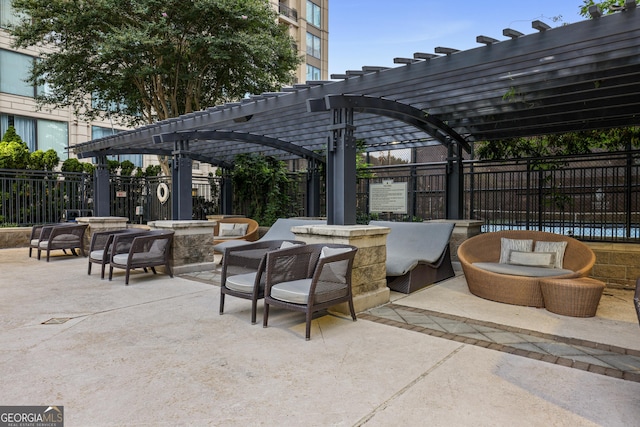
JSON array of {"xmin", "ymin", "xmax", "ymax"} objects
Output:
[
  {"xmin": 213, "ymin": 218, "xmax": 259, "ymax": 248},
  {"xmin": 213, "ymin": 218, "xmax": 324, "ymax": 256},
  {"xmin": 88, "ymin": 229, "xmax": 149, "ymax": 279},
  {"xmin": 219, "ymin": 239, "xmax": 304, "ymax": 324},
  {"xmin": 34, "ymin": 223, "xmax": 89, "ymax": 262},
  {"xmin": 108, "ymin": 230, "xmax": 174, "ymax": 285},
  {"xmin": 262, "ymin": 243, "xmax": 358, "ymax": 340},
  {"xmin": 369, "ymin": 220, "xmax": 455, "ymax": 294},
  {"xmin": 458, "ymin": 230, "xmax": 596, "ymax": 307}
]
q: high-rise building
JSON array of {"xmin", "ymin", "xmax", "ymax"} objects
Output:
[
  {"xmin": 271, "ymin": 0, "xmax": 329, "ymax": 83},
  {"xmin": 0, "ymin": 0, "xmax": 329, "ymax": 168}
]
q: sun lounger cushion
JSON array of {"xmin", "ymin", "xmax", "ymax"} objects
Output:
[
  {"xmin": 371, "ymin": 221, "xmax": 454, "ymax": 277},
  {"xmin": 473, "ymin": 262, "xmax": 574, "ymax": 277}
]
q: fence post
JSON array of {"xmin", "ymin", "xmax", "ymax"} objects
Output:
[
  {"xmin": 94, "ymin": 156, "xmax": 111, "ymax": 217},
  {"xmin": 445, "ymin": 140, "xmax": 464, "ymax": 219}
]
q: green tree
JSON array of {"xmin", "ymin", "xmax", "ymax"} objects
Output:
[
  {"xmin": 0, "ymin": 127, "xmax": 30, "ymax": 169},
  {"xmin": 29, "ymin": 149, "xmax": 60, "ymax": 171},
  {"xmin": 579, "ymin": 0, "xmax": 639, "ymax": 16},
  {"xmin": 61, "ymin": 158, "xmax": 85, "ymax": 172},
  {"xmin": 475, "ymin": 128, "xmax": 640, "ymax": 161},
  {"xmin": 120, "ymin": 160, "xmax": 136, "ymax": 177},
  {"xmin": 10, "ymin": 0, "xmax": 300, "ymax": 128}
]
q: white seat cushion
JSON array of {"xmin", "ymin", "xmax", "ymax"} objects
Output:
[
  {"xmin": 225, "ymin": 272, "xmax": 258, "ymax": 293},
  {"xmin": 473, "ymin": 262, "xmax": 574, "ymax": 277},
  {"xmin": 112, "ymin": 254, "xmax": 129, "ymax": 264},
  {"xmin": 271, "ymin": 279, "xmax": 313, "ymax": 304},
  {"xmin": 90, "ymin": 250, "xmax": 105, "ymax": 261}
]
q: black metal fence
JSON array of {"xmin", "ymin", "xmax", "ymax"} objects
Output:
[{"xmin": 1, "ymin": 150, "xmax": 638, "ymax": 242}]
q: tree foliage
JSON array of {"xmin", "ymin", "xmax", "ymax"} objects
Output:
[
  {"xmin": 61, "ymin": 158, "xmax": 94, "ymax": 173},
  {"xmin": 231, "ymin": 153, "xmax": 291, "ymax": 226},
  {"xmin": 10, "ymin": 0, "xmax": 301, "ymax": 127},
  {"xmin": 0, "ymin": 126, "xmax": 30, "ymax": 169},
  {"xmin": 28, "ymin": 149, "xmax": 60, "ymax": 171},
  {"xmin": 0, "ymin": 126, "xmax": 61, "ymax": 170},
  {"xmin": 579, "ymin": 0, "xmax": 639, "ymax": 16},
  {"xmin": 475, "ymin": 128, "xmax": 640, "ymax": 161}
]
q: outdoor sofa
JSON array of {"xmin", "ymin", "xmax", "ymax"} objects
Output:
[
  {"xmin": 370, "ymin": 220, "xmax": 455, "ymax": 294},
  {"xmin": 458, "ymin": 230, "xmax": 596, "ymax": 307}
]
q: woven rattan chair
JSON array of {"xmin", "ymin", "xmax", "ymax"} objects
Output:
[
  {"xmin": 458, "ymin": 230, "xmax": 595, "ymax": 307},
  {"xmin": 262, "ymin": 243, "xmax": 358, "ymax": 340},
  {"xmin": 219, "ymin": 239, "xmax": 304, "ymax": 324},
  {"xmin": 213, "ymin": 218, "xmax": 259, "ymax": 247},
  {"xmin": 88, "ymin": 229, "xmax": 149, "ymax": 279},
  {"xmin": 108, "ymin": 230, "xmax": 174, "ymax": 285},
  {"xmin": 35, "ymin": 223, "xmax": 89, "ymax": 262}
]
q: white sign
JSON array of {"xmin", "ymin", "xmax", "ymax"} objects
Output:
[
  {"xmin": 116, "ymin": 191, "xmax": 127, "ymax": 198},
  {"xmin": 369, "ymin": 181, "xmax": 408, "ymax": 214}
]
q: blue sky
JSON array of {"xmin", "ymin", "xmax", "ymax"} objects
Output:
[{"xmin": 328, "ymin": 1, "xmax": 587, "ymax": 76}]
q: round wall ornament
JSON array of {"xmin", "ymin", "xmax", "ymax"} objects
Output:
[{"xmin": 157, "ymin": 183, "xmax": 169, "ymax": 204}]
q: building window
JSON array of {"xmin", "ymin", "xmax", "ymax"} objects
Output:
[
  {"xmin": 0, "ymin": 114, "xmax": 68, "ymax": 159},
  {"xmin": 0, "ymin": 49, "xmax": 36, "ymax": 97},
  {"xmin": 306, "ymin": 32, "xmax": 321, "ymax": 59},
  {"xmin": 306, "ymin": 65, "xmax": 321, "ymax": 82},
  {"xmin": 0, "ymin": 0, "xmax": 21, "ymax": 29},
  {"xmin": 306, "ymin": 1, "xmax": 321, "ymax": 27},
  {"xmin": 37, "ymin": 119, "xmax": 68, "ymax": 159},
  {"xmin": 91, "ymin": 126, "xmax": 142, "ymax": 167}
]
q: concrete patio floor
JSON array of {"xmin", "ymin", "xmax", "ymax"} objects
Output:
[{"xmin": 1, "ymin": 247, "xmax": 639, "ymax": 426}]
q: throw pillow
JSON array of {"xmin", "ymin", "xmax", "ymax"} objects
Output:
[
  {"xmin": 219, "ymin": 223, "xmax": 244, "ymax": 237},
  {"xmin": 235, "ymin": 223, "xmax": 249, "ymax": 236},
  {"xmin": 508, "ymin": 250, "xmax": 556, "ymax": 268},
  {"xmin": 280, "ymin": 241, "xmax": 298, "ymax": 249},
  {"xmin": 319, "ymin": 246, "xmax": 353, "ymax": 283},
  {"xmin": 320, "ymin": 246, "xmax": 352, "ymax": 258},
  {"xmin": 534, "ymin": 241, "xmax": 568, "ymax": 269},
  {"xmin": 499, "ymin": 238, "xmax": 533, "ymax": 264}
]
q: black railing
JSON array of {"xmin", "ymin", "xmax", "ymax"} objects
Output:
[
  {"xmin": 467, "ymin": 151, "xmax": 640, "ymax": 241},
  {"xmin": 278, "ymin": 4, "xmax": 298, "ymax": 21},
  {"xmin": 1, "ymin": 150, "xmax": 638, "ymax": 242}
]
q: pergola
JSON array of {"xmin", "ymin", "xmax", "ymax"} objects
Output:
[{"xmin": 74, "ymin": 3, "xmax": 640, "ymax": 224}]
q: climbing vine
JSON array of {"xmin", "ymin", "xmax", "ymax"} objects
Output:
[{"xmin": 230, "ymin": 153, "xmax": 291, "ymax": 226}]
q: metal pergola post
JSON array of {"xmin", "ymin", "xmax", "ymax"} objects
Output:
[
  {"xmin": 326, "ymin": 107, "xmax": 357, "ymax": 225},
  {"xmin": 446, "ymin": 141, "xmax": 464, "ymax": 220},
  {"xmin": 171, "ymin": 140, "xmax": 193, "ymax": 220},
  {"xmin": 93, "ymin": 155, "xmax": 111, "ymax": 217}
]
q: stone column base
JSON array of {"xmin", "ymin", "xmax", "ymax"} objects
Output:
[
  {"xmin": 148, "ymin": 220, "xmax": 216, "ymax": 273},
  {"xmin": 291, "ymin": 224, "xmax": 391, "ymax": 313},
  {"xmin": 76, "ymin": 216, "xmax": 129, "ymax": 253}
]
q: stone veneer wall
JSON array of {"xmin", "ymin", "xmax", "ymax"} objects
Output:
[
  {"xmin": 588, "ymin": 242, "xmax": 640, "ymax": 290},
  {"xmin": 148, "ymin": 220, "xmax": 216, "ymax": 272},
  {"xmin": 291, "ymin": 224, "xmax": 390, "ymax": 313},
  {"xmin": 0, "ymin": 227, "xmax": 31, "ymax": 249}
]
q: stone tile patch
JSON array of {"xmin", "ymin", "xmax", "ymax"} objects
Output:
[{"xmin": 361, "ymin": 303, "xmax": 640, "ymax": 383}]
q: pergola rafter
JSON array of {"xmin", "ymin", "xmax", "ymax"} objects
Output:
[{"xmin": 73, "ymin": 8, "xmax": 640, "ymax": 223}]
